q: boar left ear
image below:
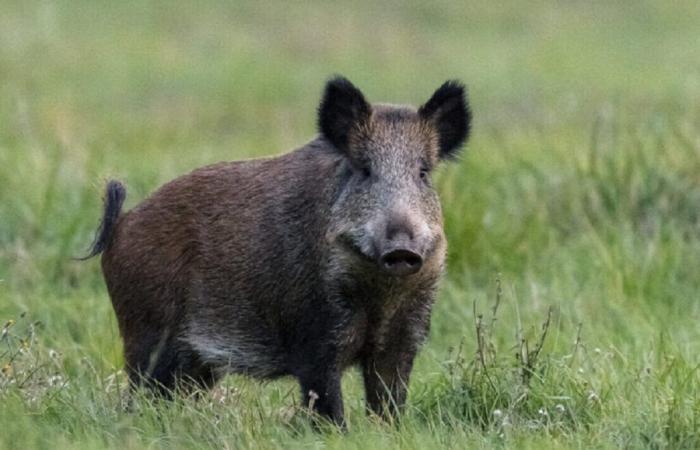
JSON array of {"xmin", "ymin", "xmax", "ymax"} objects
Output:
[
  {"xmin": 318, "ymin": 76, "xmax": 371, "ymax": 151},
  {"xmin": 419, "ymin": 80, "xmax": 472, "ymax": 160}
]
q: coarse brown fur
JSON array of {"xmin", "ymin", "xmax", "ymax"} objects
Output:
[{"xmin": 86, "ymin": 76, "xmax": 472, "ymax": 426}]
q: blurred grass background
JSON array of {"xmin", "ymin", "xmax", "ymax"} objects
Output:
[{"xmin": 1, "ymin": 1, "xmax": 700, "ymax": 448}]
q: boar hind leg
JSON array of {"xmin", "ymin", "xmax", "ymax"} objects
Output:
[{"xmin": 125, "ymin": 328, "xmax": 218, "ymax": 396}]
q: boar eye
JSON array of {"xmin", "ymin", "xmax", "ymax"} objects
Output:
[
  {"xmin": 419, "ymin": 167, "xmax": 429, "ymax": 181},
  {"xmin": 360, "ymin": 166, "xmax": 371, "ymax": 179}
]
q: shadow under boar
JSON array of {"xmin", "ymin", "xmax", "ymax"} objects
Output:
[{"xmin": 84, "ymin": 76, "xmax": 472, "ymax": 426}]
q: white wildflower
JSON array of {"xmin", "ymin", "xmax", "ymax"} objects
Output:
[
  {"xmin": 502, "ymin": 414, "xmax": 511, "ymax": 428},
  {"xmin": 47, "ymin": 375, "xmax": 63, "ymax": 386}
]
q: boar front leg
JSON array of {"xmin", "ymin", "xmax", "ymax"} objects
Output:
[
  {"xmin": 362, "ymin": 332, "xmax": 418, "ymax": 421},
  {"xmin": 298, "ymin": 364, "xmax": 344, "ymax": 427}
]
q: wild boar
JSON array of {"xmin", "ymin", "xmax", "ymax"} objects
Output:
[{"xmin": 84, "ymin": 76, "xmax": 471, "ymax": 425}]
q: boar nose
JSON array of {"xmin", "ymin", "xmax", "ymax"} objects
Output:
[
  {"xmin": 379, "ymin": 248, "xmax": 423, "ymax": 276},
  {"xmin": 386, "ymin": 216, "xmax": 414, "ymax": 242},
  {"xmin": 379, "ymin": 215, "xmax": 423, "ymax": 276}
]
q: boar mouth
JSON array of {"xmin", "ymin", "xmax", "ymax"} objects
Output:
[
  {"xmin": 337, "ymin": 234, "xmax": 427, "ymax": 277},
  {"xmin": 337, "ymin": 234, "xmax": 376, "ymax": 264}
]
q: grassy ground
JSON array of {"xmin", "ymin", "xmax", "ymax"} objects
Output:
[{"xmin": 2, "ymin": 1, "xmax": 700, "ymax": 448}]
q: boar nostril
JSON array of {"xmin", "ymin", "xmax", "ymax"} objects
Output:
[{"xmin": 379, "ymin": 249, "xmax": 423, "ymax": 276}]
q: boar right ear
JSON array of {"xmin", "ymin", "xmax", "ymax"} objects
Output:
[
  {"xmin": 318, "ymin": 76, "xmax": 371, "ymax": 150},
  {"xmin": 419, "ymin": 80, "xmax": 471, "ymax": 160}
]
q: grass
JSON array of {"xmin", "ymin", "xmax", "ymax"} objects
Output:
[{"xmin": 1, "ymin": 0, "xmax": 700, "ymax": 448}]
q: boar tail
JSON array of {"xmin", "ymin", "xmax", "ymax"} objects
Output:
[{"xmin": 78, "ymin": 180, "xmax": 127, "ymax": 260}]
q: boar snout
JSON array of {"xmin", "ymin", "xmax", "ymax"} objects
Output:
[
  {"xmin": 379, "ymin": 247, "xmax": 423, "ymax": 276},
  {"xmin": 376, "ymin": 211, "xmax": 428, "ymax": 276}
]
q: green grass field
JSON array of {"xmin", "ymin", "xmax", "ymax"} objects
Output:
[{"xmin": 2, "ymin": 1, "xmax": 700, "ymax": 448}]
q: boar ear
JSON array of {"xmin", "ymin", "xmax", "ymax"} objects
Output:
[
  {"xmin": 419, "ymin": 80, "xmax": 471, "ymax": 160},
  {"xmin": 318, "ymin": 76, "xmax": 371, "ymax": 150}
]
